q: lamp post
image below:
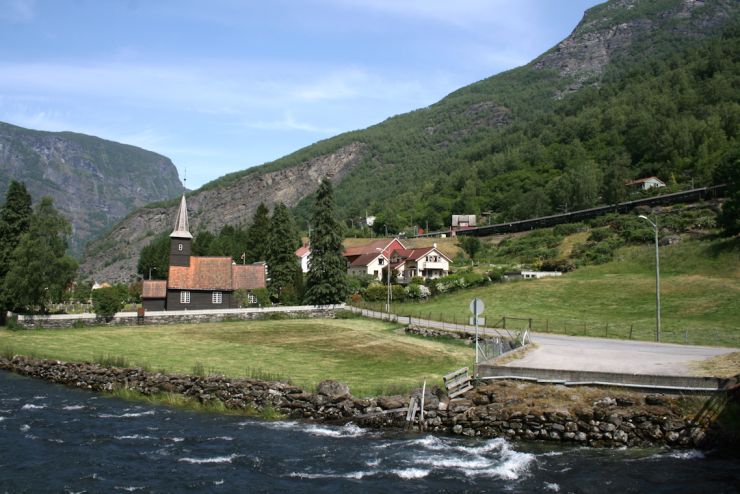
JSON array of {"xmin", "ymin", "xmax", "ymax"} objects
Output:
[
  {"xmin": 148, "ymin": 267, "xmax": 157, "ymax": 280},
  {"xmin": 376, "ymin": 248, "xmax": 392, "ymax": 314},
  {"xmin": 638, "ymin": 215, "xmax": 661, "ymax": 342}
]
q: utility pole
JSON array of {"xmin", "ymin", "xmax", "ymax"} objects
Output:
[{"xmin": 639, "ymin": 215, "xmax": 661, "ymax": 342}]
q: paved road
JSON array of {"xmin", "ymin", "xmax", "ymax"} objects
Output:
[{"xmin": 351, "ymin": 307, "xmax": 737, "ymax": 377}]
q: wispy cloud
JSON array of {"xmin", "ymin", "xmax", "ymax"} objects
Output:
[
  {"xmin": 246, "ymin": 112, "xmax": 339, "ymax": 134},
  {"xmin": 0, "ymin": 0, "xmax": 35, "ymax": 23}
]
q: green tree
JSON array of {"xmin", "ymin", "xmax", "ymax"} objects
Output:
[
  {"xmin": 266, "ymin": 203, "xmax": 301, "ymax": 302},
  {"xmin": 715, "ymin": 145, "xmax": 740, "ymax": 236},
  {"xmin": 0, "ymin": 180, "xmax": 33, "ymax": 321},
  {"xmin": 246, "ymin": 202, "xmax": 271, "ymax": 262},
  {"xmin": 91, "ymin": 286, "xmax": 125, "ymax": 320},
  {"xmin": 304, "ymin": 179, "xmax": 349, "ymax": 304},
  {"xmin": 459, "ymin": 236, "xmax": 482, "ymax": 260},
  {"xmin": 3, "ymin": 197, "xmax": 78, "ymax": 312},
  {"xmin": 137, "ymin": 233, "xmax": 169, "ymax": 280}
]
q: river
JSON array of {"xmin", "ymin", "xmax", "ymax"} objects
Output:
[{"xmin": 0, "ymin": 371, "xmax": 737, "ymax": 493}]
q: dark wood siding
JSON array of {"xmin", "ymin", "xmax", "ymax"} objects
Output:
[
  {"xmin": 166, "ymin": 289, "xmax": 234, "ymax": 310},
  {"xmin": 142, "ymin": 299, "xmax": 166, "ymax": 311},
  {"xmin": 169, "ymin": 237, "xmax": 192, "ymax": 267}
]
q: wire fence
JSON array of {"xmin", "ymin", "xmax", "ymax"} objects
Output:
[{"xmin": 354, "ymin": 301, "xmax": 740, "ymax": 348}]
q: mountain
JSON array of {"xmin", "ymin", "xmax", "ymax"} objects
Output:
[
  {"xmin": 81, "ymin": 0, "xmax": 739, "ymax": 282},
  {"xmin": 0, "ymin": 122, "xmax": 185, "ymax": 254}
]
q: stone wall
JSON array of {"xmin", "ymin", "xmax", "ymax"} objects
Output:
[
  {"xmin": 12, "ymin": 305, "xmax": 345, "ymax": 329},
  {"xmin": 0, "ymin": 355, "xmax": 720, "ymax": 449}
]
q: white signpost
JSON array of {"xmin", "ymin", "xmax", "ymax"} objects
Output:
[{"xmin": 469, "ymin": 298, "xmax": 484, "ymax": 365}]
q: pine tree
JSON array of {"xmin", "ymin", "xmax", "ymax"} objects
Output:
[
  {"xmin": 265, "ymin": 203, "xmax": 301, "ymax": 303},
  {"xmin": 3, "ymin": 197, "xmax": 78, "ymax": 312},
  {"xmin": 304, "ymin": 179, "xmax": 348, "ymax": 305},
  {"xmin": 0, "ymin": 181, "xmax": 33, "ymax": 321},
  {"xmin": 245, "ymin": 202, "xmax": 271, "ymax": 262}
]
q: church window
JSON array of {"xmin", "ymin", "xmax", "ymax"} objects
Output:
[
  {"xmin": 212, "ymin": 291, "xmax": 223, "ymax": 304},
  {"xmin": 180, "ymin": 291, "xmax": 190, "ymax": 304}
]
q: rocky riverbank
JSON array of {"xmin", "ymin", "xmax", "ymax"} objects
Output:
[{"xmin": 0, "ymin": 355, "xmax": 722, "ymax": 449}]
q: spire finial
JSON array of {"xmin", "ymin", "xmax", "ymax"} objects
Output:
[{"xmin": 170, "ymin": 194, "xmax": 192, "ymax": 239}]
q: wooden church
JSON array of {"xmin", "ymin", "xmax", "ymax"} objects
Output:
[{"xmin": 141, "ymin": 196, "xmax": 266, "ymax": 311}]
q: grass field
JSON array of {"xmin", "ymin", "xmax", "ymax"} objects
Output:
[
  {"xmin": 387, "ymin": 238, "xmax": 740, "ymax": 347},
  {"xmin": 0, "ymin": 318, "xmax": 472, "ymax": 397}
]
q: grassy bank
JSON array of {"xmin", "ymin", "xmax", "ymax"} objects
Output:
[
  {"xmin": 389, "ymin": 238, "xmax": 740, "ymax": 347},
  {"xmin": 0, "ymin": 318, "xmax": 472, "ymax": 397}
]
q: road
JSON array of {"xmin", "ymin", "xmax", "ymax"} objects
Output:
[{"xmin": 350, "ymin": 307, "xmax": 737, "ymax": 377}]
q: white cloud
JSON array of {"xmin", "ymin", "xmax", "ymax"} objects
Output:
[{"xmin": 245, "ymin": 112, "xmax": 339, "ymax": 134}]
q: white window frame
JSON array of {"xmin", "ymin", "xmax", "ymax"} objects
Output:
[
  {"xmin": 180, "ymin": 291, "xmax": 190, "ymax": 304},
  {"xmin": 247, "ymin": 292, "xmax": 257, "ymax": 304},
  {"xmin": 212, "ymin": 291, "xmax": 223, "ymax": 304}
]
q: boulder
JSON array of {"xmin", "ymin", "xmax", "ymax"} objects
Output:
[{"xmin": 316, "ymin": 380, "xmax": 350, "ymax": 400}]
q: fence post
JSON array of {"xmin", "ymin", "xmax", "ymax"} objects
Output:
[
  {"xmin": 503, "ymin": 316, "xmax": 507, "ymax": 329},
  {"xmin": 684, "ymin": 329, "xmax": 688, "ymax": 344},
  {"xmin": 546, "ymin": 319, "xmax": 549, "ymax": 333},
  {"xmin": 605, "ymin": 322, "xmax": 608, "ymax": 338},
  {"xmin": 629, "ymin": 324, "xmax": 633, "ymax": 339}
]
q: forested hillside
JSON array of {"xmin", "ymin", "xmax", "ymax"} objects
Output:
[{"xmin": 82, "ymin": 0, "xmax": 739, "ymax": 281}]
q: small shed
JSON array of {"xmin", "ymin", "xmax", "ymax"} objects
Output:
[{"xmin": 451, "ymin": 215, "xmax": 477, "ymax": 230}]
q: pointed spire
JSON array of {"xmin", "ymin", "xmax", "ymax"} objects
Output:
[{"xmin": 170, "ymin": 195, "xmax": 193, "ymax": 239}]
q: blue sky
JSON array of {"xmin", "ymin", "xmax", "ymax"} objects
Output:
[{"xmin": 1, "ymin": 0, "xmax": 601, "ymax": 189}]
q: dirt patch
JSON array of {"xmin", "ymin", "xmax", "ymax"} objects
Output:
[{"xmin": 691, "ymin": 352, "xmax": 740, "ymax": 378}]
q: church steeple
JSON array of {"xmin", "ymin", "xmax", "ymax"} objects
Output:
[
  {"xmin": 169, "ymin": 195, "xmax": 192, "ymax": 267},
  {"xmin": 171, "ymin": 195, "xmax": 192, "ymax": 239}
]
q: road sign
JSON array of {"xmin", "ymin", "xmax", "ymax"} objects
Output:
[
  {"xmin": 469, "ymin": 316, "xmax": 486, "ymax": 326},
  {"xmin": 469, "ymin": 298, "xmax": 485, "ymax": 316}
]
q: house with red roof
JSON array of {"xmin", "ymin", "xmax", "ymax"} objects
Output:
[
  {"xmin": 625, "ymin": 176, "xmax": 666, "ymax": 191},
  {"xmin": 389, "ymin": 245, "xmax": 451, "ymax": 283},
  {"xmin": 142, "ymin": 196, "xmax": 266, "ymax": 311}
]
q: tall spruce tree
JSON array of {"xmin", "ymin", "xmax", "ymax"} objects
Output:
[
  {"xmin": 245, "ymin": 202, "xmax": 271, "ymax": 262},
  {"xmin": 304, "ymin": 179, "xmax": 348, "ymax": 305},
  {"xmin": 3, "ymin": 196, "xmax": 78, "ymax": 312},
  {"xmin": 265, "ymin": 203, "xmax": 301, "ymax": 303},
  {"xmin": 0, "ymin": 181, "xmax": 33, "ymax": 322}
]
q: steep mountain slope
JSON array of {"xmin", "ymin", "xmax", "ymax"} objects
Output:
[
  {"xmin": 81, "ymin": 0, "xmax": 739, "ymax": 282},
  {"xmin": 0, "ymin": 122, "xmax": 184, "ymax": 254}
]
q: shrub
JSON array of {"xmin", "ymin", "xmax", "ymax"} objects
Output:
[
  {"xmin": 391, "ymin": 284, "xmax": 407, "ymax": 302},
  {"xmin": 406, "ymin": 283, "xmax": 431, "ymax": 300},
  {"xmin": 252, "ymin": 288, "xmax": 270, "ymax": 307},
  {"xmin": 553, "ymin": 222, "xmax": 585, "ymax": 236},
  {"xmin": 91, "ymin": 287, "xmax": 125, "ymax": 321},
  {"xmin": 364, "ymin": 283, "xmax": 387, "ymax": 302}
]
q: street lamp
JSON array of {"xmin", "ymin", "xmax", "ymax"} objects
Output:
[
  {"xmin": 638, "ymin": 214, "xmax": 661, "ymax": 342},
  {"xmin": 148, "ymin": 267, "xmax": 157, "ymax": 280},
  {"xmin": 376, "ymin": 248, "xmax": 392, "ymax": 315}
]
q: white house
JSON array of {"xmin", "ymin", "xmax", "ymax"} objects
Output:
[
  {"xmin": 347, "ymin": 252, "xmax": 388, "ymax": 280},
  {"xmin": 295, "ymin": 245, "xmax": 311, "ymax": 273},
  {"xmin": 625, "ymin": 176, "xmax": 666, "ymax": 191},
  {"xmin": 390, "ymin": 245, "xmax": 451, "ymax": 283}
]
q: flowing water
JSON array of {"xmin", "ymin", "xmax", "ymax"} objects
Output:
[{"xmin": 0, "ymin": 371, "xmax": 738, "ymax": 493}]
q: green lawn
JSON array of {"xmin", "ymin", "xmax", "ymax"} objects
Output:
[
  {"xmin": 389, "ymin": 238, "xmax": 740, "ymax": 347},
  {"xmin": 0, "ymin": 318, "xmax": 473, "ymax": 397}
]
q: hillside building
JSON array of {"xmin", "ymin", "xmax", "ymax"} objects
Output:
[{"xmin": 142, "ymin": 196, "xmax": 266, "ymax": 311}]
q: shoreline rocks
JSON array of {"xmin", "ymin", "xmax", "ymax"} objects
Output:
[{"xmin": 0, "ymin": 355, "xmax": 721, "ymax": 449}]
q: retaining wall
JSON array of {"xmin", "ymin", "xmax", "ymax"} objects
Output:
[{"xmin": 12, "ymin": 304, "xmax": 346, "ymax": 329}]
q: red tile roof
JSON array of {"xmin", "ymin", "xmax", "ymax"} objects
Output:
[
  {"xmin": 392, "ymin": 247, "xmax": 434, "ymax": 261},
  {"xmin": 342, "ymin": 238, "xmax": 406, "ymax": 258},
  {"xmin": 232, "ymin": 264, "xmax": 266, "ymax": 290},
  {"xmin": 142, "ymin": 280, "xmax": 167, "ymax": 299},
  {"xmin": 168, "ymin": 257, "xmax": 234, "ymax": 290},
  {"xmin": 295, "ymin": 245, "xmax": 311, "ymax": 257}
]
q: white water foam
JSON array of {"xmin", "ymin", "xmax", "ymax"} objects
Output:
[
  {"xmin": 392, "ymin": 468, "xmax": 430, "ymax": 479},
  {"xmin": 21, "ymin": 403, "xmax": 46, "ymax": 410},
  {"xmin": 63, "ymin": 405, "xmax": 85, "ymax": 411},
  {"xmin": 207, "ymin": 436, "xmax": 234, "ymax": 441},
  {"xmin": 170, "ymin": 437, "xmax": 185, "ymax": 442},
  {"xmin": 0, "ymin": 416, "xmax": 7, "ymax": 422},
  {"xmin": 303, "ymin": 422, "xmax": 367, "ymax": 438},
  {"xmin": 114, "ymin": 435, "xmax": 156, "ymax": 440},
  {"xmin": 544, "ymin": 482, "xmax": 560, "ymax": 492},
  {"xmin": 99, "ymin": 410, "xmax": 155, "ymax": 418},
  {"xmin": 660, "ymin": 450, "xmax": 705, "ymax": 460},
  {"xmin": 288, "ymin": 471, "xmax": 374, "ymax": 480},
  {"xmin": 178, "ymin": 454, "xmax": 242, "ymax": 464},
  {"xmin": 20, "ymin": 424, "xmax": 30, "ymax": 432},
  {"xmin": 114, "ymin": 486, "xmax": 144, "ymax": 492},
  {"xmin": 213, "ymin": 480, "xmax": 225, "ymax": 486}
]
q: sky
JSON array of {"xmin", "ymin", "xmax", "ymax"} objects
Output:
[{"xmin": 1, "ymin": 0, "xmax": 602, "ymax": 189}]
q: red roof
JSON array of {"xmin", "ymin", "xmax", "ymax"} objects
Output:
[
  {"xmin": 349, "ymin": 252, "xmax": 385, "ymax": 267},
  {"xmin": 295, "ymin": 245, "xmax": 311, "ymax": 257},
  {"xmin": 168, "ymin": 257, "xmax": 234, "ymax": 290},
  {"xmin": 232, "ymin": 264, "xmax": 266, "ymax": 290},
  {"xmin": 342, "ymin": 238, "xmax": 406, "ymax": 258},
  {"xmin": 142, "ymin": 280, "xmax": 167, "ymax": 299},
  {"xmin": 392, "ymin": 247, "xmax": 434, "ymax": 261},
  {"xmin": 625, "ymin": 176, "xmax": 664, "ymax": 186}
]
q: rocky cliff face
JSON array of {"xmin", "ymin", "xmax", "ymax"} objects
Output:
[
  {"xmin": 533, "ymin": 0, "xmax": 736, "ymax": 94},
  {"xmin": 81, "ymin": 142, "xmax": 367, "ymax": 282},
  {"xmin": 0, "ymin": 122, "xmax": 184, "ymax": 254}
]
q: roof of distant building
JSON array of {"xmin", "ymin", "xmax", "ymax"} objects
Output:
[
  {"xmin": 142, "ymin": 280, "xmax": 167, "ymax": 299},
  {"xmin": 295, "ymin": 245, "xmax": 311, "ymax": 257},
  {"xmin": 348, "ymin": 252, "xmax": 386, "ymax": 267}
]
